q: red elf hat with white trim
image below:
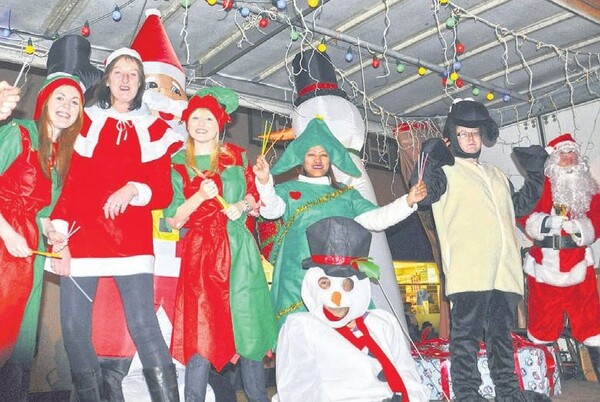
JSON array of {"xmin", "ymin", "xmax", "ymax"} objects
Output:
[
  {"xmin": 546, "ymin": 133, "xmax": 578, "ymax": 154},
  {"xmin": 130, "ymin": 8, "xmax": 185, "ymax": 89}
]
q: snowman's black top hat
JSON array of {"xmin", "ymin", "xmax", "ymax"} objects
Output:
[{"xmin": 292, "ymin": 49, "xmax": 348, "ymax": 106}]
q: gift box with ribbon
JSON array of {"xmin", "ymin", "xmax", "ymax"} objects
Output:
[{"xmin": 412, "ymin": 333, "xmax": 561, "ymax": 400}]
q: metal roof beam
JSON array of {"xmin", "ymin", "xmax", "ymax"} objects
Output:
[{"xmin": 197, "ymin": 0, "xmax": 331, "ymax": 77}]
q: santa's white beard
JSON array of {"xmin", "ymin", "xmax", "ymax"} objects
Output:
[
  {"xmin": 143, "ymin": 91, "xmax": 187, "ymax": 118},
  {"xmin": 546, "ymin": 157, "xmax": 598, "ymax": 218}
]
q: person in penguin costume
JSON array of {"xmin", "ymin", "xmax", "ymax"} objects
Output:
[
  {"xmin": 411, "ymin": 98, "xmax": 550, "ymax": 401},
  {"xmin": 288, "ymin": 49, "xmax": 409, "ymax": 327},
  {"xmin": 274, "ymin": 216, "xmax": 429, "ymax": 402}
]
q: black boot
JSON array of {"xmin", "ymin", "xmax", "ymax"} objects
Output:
[
  {"xmin": 142, "ymin": 363, "xmax": 180, "ymax": 402},
  {"xmin": 71, "ymin": 368, "xmax": 106, "ymax": 402},
  {"xmin": 99, "ymin": 357, "xmax": 132, "ymax": 401},
  {"xmin": 587, "ymin": 345, "xmax": 600, "ymax": 382}
]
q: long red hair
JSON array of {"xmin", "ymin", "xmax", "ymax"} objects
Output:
[{"xmin": 36, "ymin": 101, "xmax": 83, "ymax": 186}]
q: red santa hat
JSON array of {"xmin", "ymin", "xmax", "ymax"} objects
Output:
[
  {"xmin": 130, "ymin": 9, "xmax": 186, "ymax": 90},
  {"xmin": 546, "ymin": 133, "xmax": 578, "ymax": 154}
]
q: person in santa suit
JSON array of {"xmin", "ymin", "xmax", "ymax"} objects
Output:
[
  {"xmin": 274, "ymin": 216, "xmax": 429, "ymax": 402},
  {"xmin": 165, "ymin": 86, "xmax": 277, "ymax": 402},
  {"xmin": 90, "ymin": 9, "xmax": 190, "ymax": 400},
  {"xmin": 0, "ymin": 71, "xmax": 84, "ymax": 401},
  {"xmin": 48, "ymin": 47, "xmax": 183, "ymax": 401},
  {"xmin": 518, "ymin": 133, "xmax": 600, "ymax": 380}
]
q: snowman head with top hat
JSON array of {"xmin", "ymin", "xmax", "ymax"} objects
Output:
[{"xmin": 301, "ymin": 216, "xmax": 379, "ymax": 328}]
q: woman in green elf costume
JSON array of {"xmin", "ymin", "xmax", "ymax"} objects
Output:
[
  {"xmin": 164, "ymin": 86, "xmax": 277, "ymax": 402},
  {"xmin": 0, "ymin": 72, "xmax": 84, "ymax": 398},
  {"xmin": 253, "ymin": 117, "xmax": 427, "ymax": 327}
]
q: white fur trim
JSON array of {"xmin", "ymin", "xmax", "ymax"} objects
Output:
[
  {"xmin": 44, "ymin": 254, "xmax": 154, "ymax": 277},
  {"xmin": 523, "ymin": 250, "xmax": 592, "ymax": 286},
  {"xmin": 145, "ymin": 8, "xmax": 161, "ymax": 18},
  {"xmin": 128, "ymin": 181, "xmax": 151, "ymax": 206},
  {"xmin": 106, "ymin": 47, "xmax": 142, "ymax": 66},
  {"xmin": 75, "ymin": 106, "xmax": 184, "ymax": 162},
  {"xmin": 143, "ymin": 61, "xmax": 186, "ymax": 90},
  {"xmin": 525, "ymin": 212, "xmax": 548, "ymax": 240},
  {"xmin": 50, "ymin": 219, "xmax": 69, "ymax": 236},
  {"xmin": 575, "ymin": 217, "xmax": 595, "ymax": 246},
  {"xmin": 583, "ymin": 334, "xmax": 600, "ymax": 347},
  {"xmin": 527, "ymin": 330, "xmax": 555, "ymax": 345}
]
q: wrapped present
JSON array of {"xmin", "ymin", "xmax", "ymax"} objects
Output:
[{"xmin": 412, "ymin": 333, "xmax": 561, "ymax": 400}]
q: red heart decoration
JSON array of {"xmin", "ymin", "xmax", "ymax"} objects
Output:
[{"xmin": 289, "ymin": 191, "xmax": 301, "ymax": 200}]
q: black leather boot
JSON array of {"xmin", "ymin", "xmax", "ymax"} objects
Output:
[
  {"xmin": 142, "ymin": 363, "xmax": 180, "ymax": 402},
  {"xmin": 587, "ymin": 345, "xmax": 600, "ymax": 382},
  {"xmin": 99, "ymin": 357, "xmax": 132, "ymax": 401},
  {"xmin": 71, "ymin": 367, "xmax": 106, "ymax": 402}
]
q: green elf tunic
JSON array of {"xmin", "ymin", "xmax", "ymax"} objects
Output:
[
  {"xmin": 0, "ymin": 119, "xmax": 52, "ymax": 366},
  {"xmin": 166, "ymin": 143, "xmax": 277, "ymax": 370},
  {"xmin": 268, "ymin": 177, "xmax": 377, "ymax": 325}
]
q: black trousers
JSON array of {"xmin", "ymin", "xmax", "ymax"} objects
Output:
[{"xmin": 449, "ymin": 290, "xmax": 523, "ymax": 401}]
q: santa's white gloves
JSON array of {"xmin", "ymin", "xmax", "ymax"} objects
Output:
[{"xmin": 544, "ymin": 215, "xmax": 567, "ymax": 235}]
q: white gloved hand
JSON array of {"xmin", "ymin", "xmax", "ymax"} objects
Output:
[
  {"xmin": 544, "ymin": 215, "xmax": 566, "ymax": 235},
  {"xmin": 562, "ymin": 220, "xmax": 581, "ymax": 235}
]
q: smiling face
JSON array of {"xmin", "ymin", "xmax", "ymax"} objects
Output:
[
  {"xmin": 107, "ymin": 57, "xmax": 142, "ymax": 111},
  {"xmin": 187, "ymin": 108, "xmax": 220, "ymax": 147},
  {"xmin": 46, "ymin": 85, "xmax": 82, "ymax": 131},
  {"xmin": 303, "ymin": 146, "xmax": 331, "ymax": 177}
]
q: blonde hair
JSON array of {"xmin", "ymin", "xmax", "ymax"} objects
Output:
[{"xmin": 184, "ymin": 135, "xmax": 234, "ymax": 178}]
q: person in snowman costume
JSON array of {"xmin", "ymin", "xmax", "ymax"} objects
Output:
[{"xmin": 275, "ymin": 216, "xmax": 429, "ymax": 402}]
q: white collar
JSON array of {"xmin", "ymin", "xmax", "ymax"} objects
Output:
[{"xmin": 298, "ymin": 174, "xmax": 331, "ymax": 185}]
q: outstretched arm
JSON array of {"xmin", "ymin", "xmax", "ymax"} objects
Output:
[{"xmin": 511, "ymin": 145, "xmax": 547, "ymax": 218}]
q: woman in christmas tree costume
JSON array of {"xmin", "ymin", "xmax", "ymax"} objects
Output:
[
  {"xmin": 165, "ymin": 87, "xmax": 277, "ymax": 402},
  {"xmin": 253, "ymin": 117, "xmax": 427, "ymax": 326}
]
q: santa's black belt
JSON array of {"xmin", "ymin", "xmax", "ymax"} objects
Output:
[{"xmin": 533, "ymin": 235, "xmax": 579, "ymax": 250}]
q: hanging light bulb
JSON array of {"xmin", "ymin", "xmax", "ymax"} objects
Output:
[
  {"xmin": 418, "ymin": 66, "xmax": 427, "ymax": 76},
  {"xmin": 456, "ymin": 78, "xmax": 464, "ymax": 88},
  {"xmin": 371, "ymin": 55, "xmax": 380, "ymax": 69},
  {"xmin": 345, "ymin": 46, "xmax": 354, "ymax": 63},
  {"xmin": 25, "ymin": 38, "xmax": 34, "ymax": 55},
  {"xmin": 1, "ymin": 28, "xmax": 10, "ymax": 38},
  {"xmin": 395, "ymin": 61, "xmax": 405, "ymax": 73},
  {"xmin": 112, "ymin": 5, "xmax": 122, "ymax": 22},
  {"xmin": 449, "ymin": 72, "xmax": 459, "ymax": 81},
  {"xmin": 486, "ymin": 91, "xmax": 495, "ymax": 101},
  {"xmin": 317, "ymin": 39, "xmax": 327, "ymax": 53},
  {"xmin": 472, "ymin": 87, "xmax": 480, "ymax": 96},
  {"xmin": 240, "ymin": 7, "xmax": 250, "ymax": 17},
  {"xmin": 259, "ymin": 17, "xmax": 269, "ymax": 28},
  {"xmin": 180, "ymin": 0, "xmax": 192, "ymax": 7},
  {"xmin": 445, "ymin": 16, "xmax": 456, "ymax": 29},
  {"xmin": 502, "ymin": 94, "xmax": 511, "ymax": 102},
  {"xmin": 206, "ymin": 0, "xmax": 217, "ymax": 6},
  {"xmin": 290, "ymin": 27, "xmax": 299, "ymax": 41},
  {"xmin": 276, "ymin": 0, "xmax": 287, "ymax": 10},
  {"xmin": 222, "ymin": 0, "xmax": 233, "ymax": 11},
  {"xmin": 308, "ymin": 0, "xmax": 319, "ymax": 8},
  {"xmin": 453, "ymin": 60, "xmax": 462, "ymax": 71},
  {"xmin": 456, "ymin": 42, "xmax": 465, "ymax": 54},
  {"xmin": 81, "ymin": 20, "xmax": 90, "ymax": 37}
]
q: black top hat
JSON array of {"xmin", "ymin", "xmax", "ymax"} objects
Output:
[
  {"xmin": 301, "ymin": 217, "xmax": 372, "ymax": 279},
  {"xmin": 292, "ymin": 49, "xmax": 348, "ymax": 106},
  {"xmin": 47, "ymin": 35, "xmax": 103, "ymax": 92}
]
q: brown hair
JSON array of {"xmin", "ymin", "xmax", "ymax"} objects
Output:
[
  {"xmin": 88, "ymin": 55, "xmax": 145, "ymax": 111},
  {"xmin": 36, "ymin": 101, "xmax": 83, "ymax": 186}
]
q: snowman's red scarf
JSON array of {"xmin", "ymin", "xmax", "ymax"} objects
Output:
[{"xmin": 335, "ymin": 315, "xmax": 410, "ymax": 401}]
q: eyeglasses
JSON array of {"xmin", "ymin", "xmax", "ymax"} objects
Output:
[{"xmin": 456, "ymin": 131, "xmax": 481, "ymax": 139}]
